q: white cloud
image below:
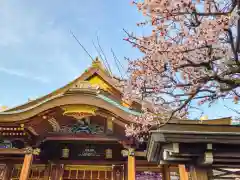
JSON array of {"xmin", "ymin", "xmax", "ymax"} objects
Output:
[{"xmin": 0, "ymin": 67, "xmax": 50, "ymax": 84}]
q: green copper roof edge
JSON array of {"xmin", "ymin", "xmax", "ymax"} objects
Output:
[
  {"xmin": 97, "ymin": 94, "xmax": 141, "ymax": 116},
  {"xmin": 0, "ymin": 94, "xmax": 63, "ymax": 115},
  {"xmin": 0, "ymin": 93, "xmax": 141, "ymax": 116}
]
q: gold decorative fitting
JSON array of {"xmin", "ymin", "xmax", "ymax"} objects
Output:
[
  {"xmin": 105, "ymin": 149, "xmax": 112, "ymax": 159},
  {"xmin": 24, "ymin": 147, "xmax": 41, "ymax": 155},
  {"xmin": 92, "ymin": 57, "xmax": 105, "ymax": 71},
  {"xmin": 72, "ymin": 81, "xmax": 99, "ymax": 90},
  {"xmin": 107, "ymin": 118, "xmax": 113, "ymax": 132},
  {"xmin": 61, "ymin": 105, "xmax": 98, "ymax": 120},
  {"xmin": 20, "ymin": 124, "xmax": 24, "ymax": 128},
  {"xmin": 200, "ymin": 115, "xmax": 208, "ymax": 121},
  {"xmin": 128, "ymin": 148, "xmax": 135, "ymax": 156},
  {"xmin": 0, "ymin": 106, "xmax": 8, "ymax": 112},
  {"xmin": 33, "ymin": 148, "xmax": 41, "ymax": 155},
  {"xmin": 62, "ymin": 147, "xmax": 70, "ymax": 158}
]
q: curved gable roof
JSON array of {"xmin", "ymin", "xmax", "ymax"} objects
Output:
[{"xmin": 4, "ymin": 57, "xmax": 123, "ymax": 113}]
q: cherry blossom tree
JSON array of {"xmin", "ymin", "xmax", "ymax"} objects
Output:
[{"xmin": 123, "ymin": 0, "xmax": 240, "ymax": 139}]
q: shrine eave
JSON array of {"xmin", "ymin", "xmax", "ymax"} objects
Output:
[
  {"xmin": 43, "ymin": 135, "xmax": 124, "ymax": 142},
  {"xmin": 0, "ymin": 91, "xmax": 139, "ymax": 123},
  {"xmin": 147, "ymin": 123, "xmax": 240, "ymax": 167}
]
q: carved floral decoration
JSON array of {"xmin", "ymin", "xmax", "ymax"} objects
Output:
[{"xmin": 59, "ymin": 118, "xmax": 104, "ymax": 134}]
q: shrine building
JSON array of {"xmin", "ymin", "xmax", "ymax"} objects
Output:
[{"xmin": 0, "ymin": 58, "xmax": 232, "ymax": 180}]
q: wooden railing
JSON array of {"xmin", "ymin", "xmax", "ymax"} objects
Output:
[
  {"xmin": 63, "ymin": 165, "xmax": 114, "ymax": 180},
  {"xmin": 10, "ymin": 165, "xmax": 45, "ymax": 180}
]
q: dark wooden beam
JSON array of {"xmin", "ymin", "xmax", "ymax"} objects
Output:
[{"xmin": 0, "ymin": 148, "xmax": 26, "ymax": 155}]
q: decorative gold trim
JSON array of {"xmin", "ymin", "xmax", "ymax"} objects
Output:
[
  {"xmin": 107, "ymin": 117, "xmax": 113, "ymax": 132},
  {"xmin": 71, "ymin": 80, "xmax": 99, "ymax": 90},
  {"xmin": 23, "ymin": 147, "xmax": 41, "ymax": 155},
  {"xmin": 61, "ymin": 105, "xmax": 98, "ymax": 119},
  {"xmin": 64, "ymin": 165, "xmax": 112, "ymax": 171}
]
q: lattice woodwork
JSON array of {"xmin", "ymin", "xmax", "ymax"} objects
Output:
[
  {"xmin": 10, "ymin": 165, "xmax": 45, "ymax": 180},
  {"xmin": 63, "ymin": 165, "xmax": 114, "ymax": 180}
]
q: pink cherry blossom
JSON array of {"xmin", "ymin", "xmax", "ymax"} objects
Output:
[{"xmin": 124, "ymin": 0, "xmax": 240, "ymax": 138}]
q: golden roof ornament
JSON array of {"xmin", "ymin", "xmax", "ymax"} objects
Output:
[
  {"xmin": 200, "ymin": 115, "xmax": 208, "ymax": 121},
  {"xmin": 0, "ymin": 106, "xmax": 8, "ymax": 112},
  {"xmin": 91, "ymin": 57, "xmax": 109, "ymax": 75}
]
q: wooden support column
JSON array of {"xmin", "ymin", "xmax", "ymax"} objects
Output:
[
  {"xmin": 128, "ymin": 148, "xmax": 135, "ymax": 180},
  {"xmin": 162, "ymin": 165, "xmax": 170, "ymax": 180},
  {"xmin": 19, "ymin": 153, "xmax": 33, "ymax": 180},
  {"xmin": 189, "ymin": 166, "xmax": 208, "ymax": 180},
  {"xmin": 179, "ymin": 165, "xmax": 189, "ymax": 180},
  {"xmin": 19, "ymin": 147, "xmax": 40, "ymax": 180}
]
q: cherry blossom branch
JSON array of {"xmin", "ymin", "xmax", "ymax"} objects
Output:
[{"xmin": 124, "ymin": 0, "xmax": 240, "ymax": 139}]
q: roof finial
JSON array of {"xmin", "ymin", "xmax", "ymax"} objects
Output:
[{"xmin": 92, "ymin": 57, "xmax": 106, "ymax": 72}]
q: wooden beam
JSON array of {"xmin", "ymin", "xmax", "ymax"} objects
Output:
[
  {"xmin": 44, "ymin": 135, "xmax": 120, "ymax": 142},
  {"xmin": 0, "ymin": 148, "xmax": 26, "ymax": 155},
  {"xmin": 179, "ymin": 165, "xmax": 189, "ymax": 180},
  {"xmin": 122, "ymin": 149, "xmax": 146, "ymax": 157},
  {"xmin": 19, "ymin": 153, "xmax": 33, "ymax": 180}
]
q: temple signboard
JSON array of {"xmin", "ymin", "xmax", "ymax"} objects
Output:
[{"xmin": 78, "ymin": 145, "xmax": 102, "ymax": 157}]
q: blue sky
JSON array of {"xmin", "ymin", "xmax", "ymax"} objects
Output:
[{"xmin": 0, "ymin": 0, "xmax": 238, "ymax": 119}]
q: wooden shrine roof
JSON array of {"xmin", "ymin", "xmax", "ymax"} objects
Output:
[
  {"xmin": 3, "ymin": 57, "xmax": 123, "ymax": 113},
  {"xmin": 147, "ymin": 120, "xmax": 240, "ymax": 167}
]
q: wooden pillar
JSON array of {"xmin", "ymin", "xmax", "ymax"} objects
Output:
[
  {"xmin": 179, "ymin": 165, "xmax": 189, "ymax": 180},
  {"xmin": 3, "ymin": 163, "xmax": 13, "ymax": 180},
  {"xmin": 190, "ymin": 166, "xmax": 208, "ymax": 180},
  {"xmin": 163, "ymin": 165, "xmax": 170, "ymax": 180},
  {"xmin": 19, "ymin": 153, "xmax": 33, "ymax": 180},
  {"xmin": 128, "ymin": 148, "xmax": 135, "ymax": 180}
]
